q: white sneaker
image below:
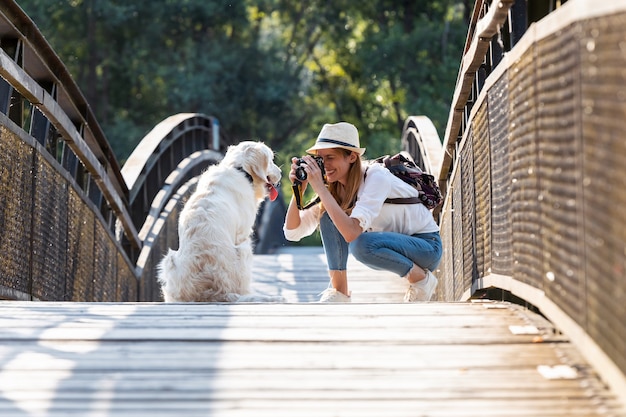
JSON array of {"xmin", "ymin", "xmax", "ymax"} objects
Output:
[
  {"xmin": 318, "ymin": 288, "xmax": 351, "ymax": 303},
  {"xmin": 404, "ymin": 271, "xmax": 438, "ymax": 302}
]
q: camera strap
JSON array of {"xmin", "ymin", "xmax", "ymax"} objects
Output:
[
  {"xmin": 292, "ymin": 181, "xmax": 320, "ymax": 210},
  {"xmin": 292, "ymin": 182, "xmax": 304, "ymax": 210}
]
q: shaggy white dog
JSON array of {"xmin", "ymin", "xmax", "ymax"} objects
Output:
[{"xmin": 158, "ymin": 141, "xmax": 285, "ymax": 302}]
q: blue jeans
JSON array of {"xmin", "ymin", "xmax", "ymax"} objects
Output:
[{"xmin": 320, "ymin": 212, "xmax": 442, "ymax": 276}]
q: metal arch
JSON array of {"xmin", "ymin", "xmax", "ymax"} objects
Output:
[
  {"xmin": 401, "ymin": 115, "xmax": 445, "ymax": 222},
  {"xmin": 122, "ymin": 113, "xmax": 230, "ymax": 232},
  {"xmin": 401, "ymin": 116, "xmax": 444, "ymax": 178},
  {"xmin": 135, "ymin": 149, "xmax": 223, "ymax": 242}
]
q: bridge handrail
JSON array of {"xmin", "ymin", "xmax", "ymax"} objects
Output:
[
  {"xmin": 436, "ymin": 0, "xmax": 626, "ymax": 404},
  {"xmin": 0, "ymin": 2, "xmax": 139, "ymax": 249},
  {"xmin": 440, "ymin": 0, "xmax": 514, "ymax": 186}
]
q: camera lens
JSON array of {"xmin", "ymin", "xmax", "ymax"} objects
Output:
[{"xmin": 295, "ymin": 165, "xmax": 307, "ymax": 181}]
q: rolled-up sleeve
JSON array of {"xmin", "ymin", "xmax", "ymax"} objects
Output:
[{"xmin": 283, "ymin": 205, "xmax": 320, "ymax": 241}]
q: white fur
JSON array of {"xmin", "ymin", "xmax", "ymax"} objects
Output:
[{"xmin": 157, "ymin": 141, "xmax": 284, "ymax": 303}]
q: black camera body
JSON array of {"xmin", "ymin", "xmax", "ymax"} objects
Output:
[{"xmin": 295, "ymin": 155, "xmax": 325, "ymax": 182}]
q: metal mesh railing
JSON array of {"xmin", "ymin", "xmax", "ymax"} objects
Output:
[{"xmin": 434, "ymin": 0, "xmax": 626, "ymax": 396}]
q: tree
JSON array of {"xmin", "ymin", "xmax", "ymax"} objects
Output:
[{"xmin": 17, "ymin": 0, "xmax": 468, "ymax": 164}]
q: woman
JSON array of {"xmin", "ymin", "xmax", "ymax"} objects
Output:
[{"xmin": 283, "ymin": 122, "xmax": 442, "ymax": 302}]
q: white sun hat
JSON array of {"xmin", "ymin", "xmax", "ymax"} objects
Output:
[{"xmin": 306, "ymin": 122, "xmax": 366, "ymax": 155}]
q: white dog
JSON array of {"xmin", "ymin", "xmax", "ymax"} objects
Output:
[{"xmin": 158, "ymin": 141, "xmax": 285, "ymax": 302}]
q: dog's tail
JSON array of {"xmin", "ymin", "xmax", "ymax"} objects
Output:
[
  {"xmin": 157, "ymin": 249, "xmax": 176, "ymax": 277},
  {"xmin": 157, "ymin": 249, "xmax": 178, "ymax": 300}
]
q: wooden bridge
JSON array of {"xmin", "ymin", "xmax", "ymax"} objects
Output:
[
  {"xmin": 0, "ymin": 0, "xmax": 625, "ymax": 415},
  {"xmin": 1, "ymin": 247, "xmax": 623, "ymax": 416}
]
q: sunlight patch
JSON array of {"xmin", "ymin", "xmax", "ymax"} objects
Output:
[{"xmin": 0, "ymin": 352, "xmax": 74, "ymax": 416}]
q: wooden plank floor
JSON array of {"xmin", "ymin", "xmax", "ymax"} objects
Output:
[{"xmin": 0, "ymin": 247, "xmax": 624, "ymax": 417}]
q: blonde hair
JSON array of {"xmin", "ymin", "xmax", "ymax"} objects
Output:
[{"xmin": 320, "ymin": 150, "xmax": 363, "ymax": 215}]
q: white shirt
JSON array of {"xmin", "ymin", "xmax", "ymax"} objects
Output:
[{"xmin": 284, "ymin": 162, "xmax": 439, "ymax": 241}]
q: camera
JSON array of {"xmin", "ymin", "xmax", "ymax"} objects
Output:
[{"xmin": 295, "ymin": 155, "xmax": 325, "ymax": 182}]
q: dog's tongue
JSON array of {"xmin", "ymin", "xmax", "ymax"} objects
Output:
[{"xmin": 266, "ymin": 183, "xmax": 278, "ymax": 201}]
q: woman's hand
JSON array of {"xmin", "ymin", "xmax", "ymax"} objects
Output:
[
  {"xmin": 299, "ymin": 155, "xmax": 325, "ymax": 193},
  {"xmin": 289, "ymin": 157, "xmax": 308, "ymax": 188}
]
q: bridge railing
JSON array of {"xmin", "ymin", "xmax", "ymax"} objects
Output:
[
  {"xmin": 0, "ymin": 1, "xmax": 142, "ymax": 300},
  {"xmin": 429, "ymin": 0, "xmax": 626, "ymax": 403},
  {"xmin": 0, "ymin": 2, "xmax": 139, "ymax": 251}
]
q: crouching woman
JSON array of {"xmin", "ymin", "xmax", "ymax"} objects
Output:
[{"xmin": 283, "ymin": 122, "xmax": 442, "ymax": 302}]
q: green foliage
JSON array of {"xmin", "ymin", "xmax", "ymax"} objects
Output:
[{"xmin": 17, "ymin": 0, "xmax": 468, "ymax": 168}]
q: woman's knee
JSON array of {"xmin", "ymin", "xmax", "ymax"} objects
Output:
[
  {"xmin": 349, "ymin": 233, "xmax": 371, "ymax": 262},
  {"xmin": 424, "ymin": 245, "xmax": 443, "ymax": 271}
]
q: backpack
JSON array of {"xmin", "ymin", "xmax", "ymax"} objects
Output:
[
  {"xmin": 294, "ymin": 152, "xmax": 443, "ymax": 211},
  {"xmin": 370, "ymin": 153, "xmax": 443, "ymax": 210}
]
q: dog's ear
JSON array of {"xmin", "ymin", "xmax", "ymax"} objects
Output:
[
  {"xmin": 223, "ymin": 141, "xmax": 255, "ymax": 167},
  {"xmin": 247, "ymin": 142, "xmax": 272, "ymax": 181}
]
